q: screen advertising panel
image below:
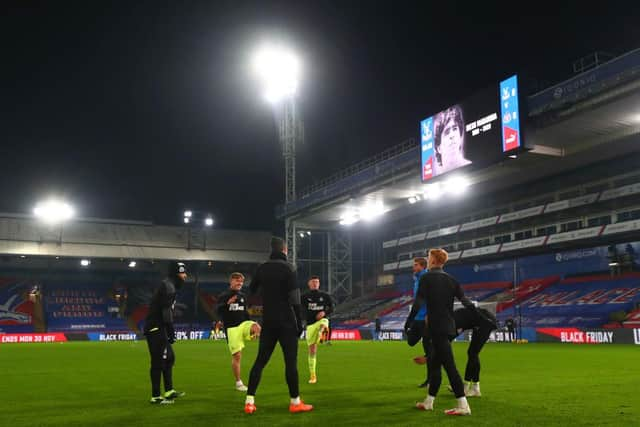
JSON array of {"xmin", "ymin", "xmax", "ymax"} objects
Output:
[{"xmin": 421, "ymin": 74, "xmax": 523, "ymax": 182}]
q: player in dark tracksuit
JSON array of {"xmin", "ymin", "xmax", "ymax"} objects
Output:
[
  {"xmin": 143, "ymin": 262, "xmax": 187, "ymax": 404},
  {"xmin": 244, "ymin": 237, "xmax": 313, "ymax": 414},
  {"xmin": 406, "ymin": 249, "xmax": 476, "ymax": 415},
  {"xmin": 454, "ymin": 306, "xmax": 497, "ymax": 397}
]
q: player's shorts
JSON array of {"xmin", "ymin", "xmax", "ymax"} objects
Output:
[
  {"xmin": 306, "ymin": 318, "xmax": 330, "ymax": 346},
  {"xmin": 227, "ymin": 320, "xmax": 256, "ymax": 355}
]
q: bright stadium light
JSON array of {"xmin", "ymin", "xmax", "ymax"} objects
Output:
[
  {"xmin": 205, "ymin": 217, "xmax": 214, "ymax": 227},
  {"xmin": 128, "ymin": 261, "xmax": 137, "ymax": 268},
  {"xmin": 33, "ymin": 199, "xmax": 75, "ymax": 224},
  {"xmin": 339, "ymin": 217, "xmax": 359, "ymax": 226},
  {"xmin": 306, "ymin": 231, "xmax": 311, "ymax": 236},
  {"xmin": 444, "ymin": 176, "xmax": 471, "ymax": 196},
  {"xmin": 184, "ymin": 210, "xmax": 193, "ymax": 218},
  {"xmin": 80, "ymin": 259, "xmax": 91, "ymax": 267},
  {"xmin": 360, "ymin": 202, "xmax": 386, "ymax": 221},
  {"xmin": 183, "ymin": 217, "xmax": 190, "ymax": 224},
  {"xmin": 339, "ymin": 211, "xmax": 360, "ymax": 226},
  {"xmin": 252, "ymin": 44, "xmax": 300, "ymax": 104},
  {"xmin": 423, "ymin": 182, "xmax": 443, "ymax": 200}
]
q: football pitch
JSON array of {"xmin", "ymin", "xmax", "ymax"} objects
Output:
[{"xmin": 2, "ymin": 340, "xmax": 638, "ymax": 426}]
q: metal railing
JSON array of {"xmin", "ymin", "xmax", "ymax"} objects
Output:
[{"xmin": 299, "ymin": 138, "xmax": 417, "ymax": 199}]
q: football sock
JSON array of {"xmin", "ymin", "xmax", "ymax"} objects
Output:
[
  {"xmin": 308, "ymin": 355, "xmax": 317, "ymax": 376},
  {"xmin": 457, "ymin": 397, "xmax": 469, "ymax": 408}
]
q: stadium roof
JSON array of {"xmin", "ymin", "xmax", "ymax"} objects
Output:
[
  {"xmin": 0, "ymin": 214, "xmax": 270, "ymax": 263},
  {"xmin": 281, "ymin": 49, "xmax": 640, "ymax": 229}
]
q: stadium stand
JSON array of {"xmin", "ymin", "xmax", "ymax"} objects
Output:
[
  {"xmin": 331, "ymin": 290, "xmax": 409, "ymax": 327},
  {"xmin": 382, "ymin": 168, "xmax": 640, "ymax": 271},
  {"xmin": 496, "ymin": 276, "xmax": 560, "ymax": 312},
  {"xmin": 2, "ymin": 249, "xmax": 639, "ymax": 335},
  {"xmin": 622, "ymin": 308, "xmax": 640, "ymax": 328},
  {"xmin": 45, "ymin": 281, "xmax": 128, "ymax": 333},
  {"xmin": 0, "ymin": 277, "xmax": 42, "ymax": 333},
  {"xmin": 512, "ymin": 273, "xmax": 640, "ymax": 328},
  {"xmin": 461, "ymin": 281, "xmax": 512, "ymax": 302}
]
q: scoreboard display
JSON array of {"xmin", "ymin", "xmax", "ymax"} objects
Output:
[{"xmin": 421, "ymin": 75, "xmax": 524, "ymax": 182}]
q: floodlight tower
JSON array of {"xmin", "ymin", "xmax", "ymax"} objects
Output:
[{"xmin": 253, "ymin": 44, "xmax": 304, "ymax": 263}]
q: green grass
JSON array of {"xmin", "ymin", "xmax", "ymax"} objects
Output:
[{"xmin": 1, "ymin": 340, "xmax": 639, "ymax": 426}]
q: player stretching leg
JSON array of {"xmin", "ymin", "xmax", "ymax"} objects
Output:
[
  {"xmin": 302, "ymin": 276, "xmax": 334, "ymax": 384},
  {"xmin": 217, "ymin": 272, "xmax": 261, "ymax": 391},
  {"xmin": 452, "ymin": 306, "xmax": 497, "ymax": 397}
]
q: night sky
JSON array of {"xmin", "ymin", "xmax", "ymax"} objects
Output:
[{"xmin": 2, "ymin": 2, "xmax": 639, "ymax": 231}]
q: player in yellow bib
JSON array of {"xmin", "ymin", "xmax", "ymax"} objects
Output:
[
  {"xmin": 217, "ymin": 272, "xmax": 261, "ymax": 391},
  {"xmin": 301, "ymin": 276, "xmax": 334, "ymax": 384}
]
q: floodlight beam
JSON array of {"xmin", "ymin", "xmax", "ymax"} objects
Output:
[
  {"xmin": 33, "ymin": 199, "xmax": 75, "ymax": 224},
  {"xmin": 253, "ymin": 44, "xmax": 300, "ymax": 104}
]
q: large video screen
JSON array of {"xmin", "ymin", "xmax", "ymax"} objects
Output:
[{"xmin": 421, "ymin": 74, "xmax": 522, "ymax": 181}]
